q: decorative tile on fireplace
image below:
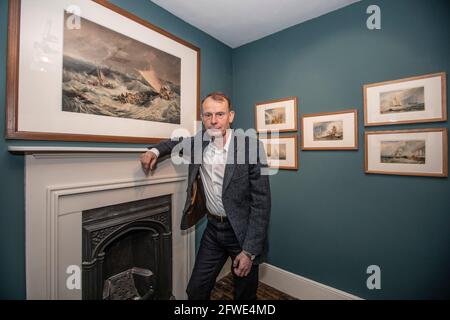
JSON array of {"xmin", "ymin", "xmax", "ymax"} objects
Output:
[{"xmin": 82, "ymin": 195, "xmax": 173, "ymax": 300}]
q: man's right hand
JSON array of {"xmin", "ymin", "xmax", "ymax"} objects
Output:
[{"xmin": 140, "ymin": 150, "xmax": 158, "ymax": 174}]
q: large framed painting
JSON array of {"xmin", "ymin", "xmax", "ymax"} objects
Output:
[
  {"xmin": 259, "ymin": 134, "xmax": 298, "ymax": 170},
  {"xmin": 6, "ymin": 0, "xmax": 200, "ymax": 143},
  {"xmin": 365, "ymin": 128, "xmax": 448, "ymax": 177},
  {"xmin": 364, "ymin": 73, "xmax": 446, "ymax": 126},
  {"xmin": 255, "ymin": 97, "xmax": 298, "ymax": 133},
  {"xmin": 301, "ymin": 109, "xmax": 358, "ymax": 150}
]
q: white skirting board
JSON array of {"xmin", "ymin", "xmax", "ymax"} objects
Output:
[
  {"xmin": 259, "ymin": 263, "xmax": 362, "ymax": 300},
  {"xmin": 216, "ymin": 260, "xmax": 361, "ymax": 300}
]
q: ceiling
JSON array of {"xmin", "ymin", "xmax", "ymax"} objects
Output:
[{"xmin": 150, "ymin": 0, "xmax": 360, "ymax": 48}]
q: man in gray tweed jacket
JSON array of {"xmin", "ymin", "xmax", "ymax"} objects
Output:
[{"xmin": 140, "ymin": 92, "xmax": 271, "ymax": 300}]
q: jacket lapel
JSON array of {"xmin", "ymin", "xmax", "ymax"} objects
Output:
[{"xmin": 190, "ymin": 130, "xmax": 209, "ymax": 183}]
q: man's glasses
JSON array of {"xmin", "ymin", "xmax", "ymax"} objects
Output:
[{"xmin": 201, "ymin": 112, "xmax": 227, "ymax": 120}]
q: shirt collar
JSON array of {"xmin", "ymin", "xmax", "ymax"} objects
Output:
[
  {"xmin": 223, "ymin": 129, "xmax": 233, "ymax": 152},
  {"xmin": 209, "ymin": 129, "xmax": 233, "ymax": 152}
]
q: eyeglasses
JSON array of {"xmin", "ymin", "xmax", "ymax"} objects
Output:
[{"xmin": 201, "ymin": 112, "xmax": 227, "ymax": 120}]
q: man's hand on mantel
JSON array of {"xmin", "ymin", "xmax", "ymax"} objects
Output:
[{"xmin": 140, "ymin": 150, "xmax": 158, "ymax": 174}]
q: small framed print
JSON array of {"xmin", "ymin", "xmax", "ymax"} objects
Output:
[
  {"xmin": 301, "ymin": 109, "xmax": 358, "ymax": 150},
  {"xmin": 259, "ymin": 134, "xmax": 298, "ymax": 170},
  {"xmin": 365, "ymin": 128, "xmax": 448, "ymax": 178},
  {"xmin": 364, "ymin": 72, "xmax": 447, "ymax": 126},
  {"xmin": 255, "ymin": 97, "xmax": 298, "ymax": 133}
]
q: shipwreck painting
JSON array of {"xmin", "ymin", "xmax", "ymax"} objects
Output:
[
  {"xmin": 313, "ymin": 120, "xmax": 344, "ymax": 141},
  {"xmin": 62, "ymin": 12, "xmax": 181, "ymax": 124}
]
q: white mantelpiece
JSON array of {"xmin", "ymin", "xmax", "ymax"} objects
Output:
[{"xmin": 9, "ymin": 146, "xmax": 193, "ymax": 300}]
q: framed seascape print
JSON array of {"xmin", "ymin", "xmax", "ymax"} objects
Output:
[
  {"xmin": 6, "ymin": 0, "xmax": 200, "ymax": 143},
  {"xmin": 255, "ymin": 97, "xmax": 298, "ymax": 133},
  {"xmin": 301, "ymin": 109, "xmax": 358, "ymax": 150},
  {"xmin": 259, "ymin": 134, "xmax": 298, "ymax": 170},
  {"xmin": 365, "ymin": 128, "xmax": 448, "ymax": 178},
  {"xmin": 364, "ymin": 72, "xmax": 447, "ymax": 126}
]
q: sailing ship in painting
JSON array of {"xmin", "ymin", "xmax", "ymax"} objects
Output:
[
  {"xmin": 380, "ymin": 87, "xmax": 425, "ymax": 114},
  {"xmin": 62, "ymin": 13, "xmax": 181, "ymax": 124},
  {"xmin": 380, "ymin": 140, "xmax": 426, "ymax": 164},
  {"xmin": 266, "ymin": 143, "xmax": 287, "ymax": 160},
  {"xmin": 313, "ymin": 121, "xmax": 343, "ymax": 141}
]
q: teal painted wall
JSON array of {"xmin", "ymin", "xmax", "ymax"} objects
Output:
[
  {"xmin": 0, "ymin": 0, "xmax": 232, "ymax": 299},
  {"xmin": 232, "ymin": 0, "xmax": 449, "ymax": 299}
]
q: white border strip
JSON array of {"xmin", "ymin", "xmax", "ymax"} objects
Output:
[{"xmin": 259, "ymin": 263, "xmax": 362, "ymax": 300}]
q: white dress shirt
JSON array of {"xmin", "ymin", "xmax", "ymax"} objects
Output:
[
  {"xmin": 199, "ymin": 130, "xmax": 233, "ymax": 217},
  {"xmin": 150, "ymin": 130, "xmax": 233, "ymax": 217}
]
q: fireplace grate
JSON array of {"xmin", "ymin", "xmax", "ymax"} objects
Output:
[{"xmin": 102, "ymin": 267, "xmax": 155, "ymax": 300}]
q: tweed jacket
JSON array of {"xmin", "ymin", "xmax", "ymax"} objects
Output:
[{"xmin": 151, "ymin": 129, "xmax": 271, "ymax": 263}]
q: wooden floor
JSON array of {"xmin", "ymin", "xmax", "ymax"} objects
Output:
[{"xmin": 211, "ymin": 273, "xmax": 297, "ymax": 300}]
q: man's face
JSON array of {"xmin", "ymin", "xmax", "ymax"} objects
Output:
[{"xmin": 201, "ymin": 97, "xmax": 235, "ymax": 138}]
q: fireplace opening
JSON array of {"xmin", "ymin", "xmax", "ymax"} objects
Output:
[
  {"xmin": 102, "ymin": 229, "xmax": 156, "ymax": 300},
  {"xmin": 82, "ymin": 195, "xmax": 173, "ymax": 300}
]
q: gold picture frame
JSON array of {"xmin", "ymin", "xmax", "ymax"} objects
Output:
[
  {"xmin": 365, "ymin": 128, "xmax": 448, "ymax": 178},
  {"xmin": 364, "ymin": 72, "xmax": 446, "ymax": 127},
  {"xmin": 301, "ymin": 109, "xmax": 358, "ymax": 150},
  {"xmin": 259, "ymin": 134, "xmax": 299, "ymax": 170},
  {"xmin": 255, "ymin": 97, "xmax": 298, "ymax": 133}
]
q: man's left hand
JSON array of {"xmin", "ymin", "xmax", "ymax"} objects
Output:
[{"xmin": 233, "ymin": 251, "xmax": 252, "ymax": 277}]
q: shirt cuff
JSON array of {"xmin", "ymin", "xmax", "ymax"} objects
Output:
[
  {"xmin": 149, "ymin": 148, "xmax": 160, "ymax": 158},
  {"xmin": 243, "ymin": 250, "xmax": 255, "ymax": 261}
]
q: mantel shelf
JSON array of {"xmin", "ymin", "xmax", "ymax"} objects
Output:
[{"xmin": 8, "ymin": 146, "xmax": 149, "ymax": 154}]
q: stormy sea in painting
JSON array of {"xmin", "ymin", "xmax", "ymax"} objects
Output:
[
  {"xmin": 62, "ymin": 12, "xmax": 181, "ymax": 124},
  {"xmin": 313, "ymin": 121, "xmax": 343, "ymax": 141}
]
